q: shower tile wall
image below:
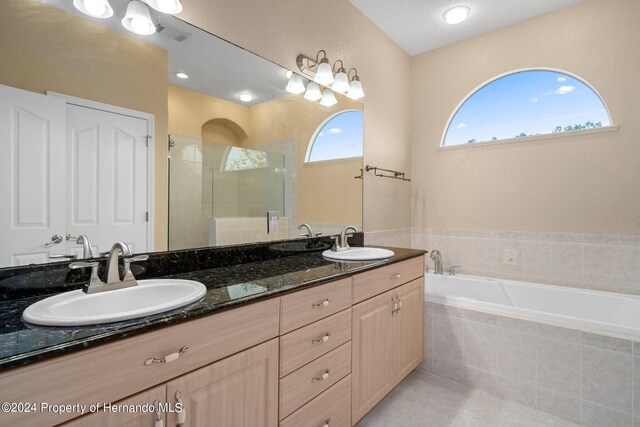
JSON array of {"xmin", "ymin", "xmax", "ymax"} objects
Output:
[
  {"xmin": 422, "ymin": 302, "xmax": 640, "ymax": 426},
  {"xmin": 412, "ymin": 229, "xmax": 640, "ymax": 295}
]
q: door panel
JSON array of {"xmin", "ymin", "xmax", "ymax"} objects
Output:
[
  {"xmin": 0, "ymin": 84, "xmax": 67, "ymax": 266},
  {"xmin": 394, "ymin": 279, "xmax": 424, "ymax": 384}
]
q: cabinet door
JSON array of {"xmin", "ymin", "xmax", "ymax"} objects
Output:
[
  {"xmin": 61, "ymin": 384, "xmax": 166, "ymax": 427},
  {"xmin": 351, "ymin": 289, "xmax": 395, "ymax": 424},
  {"xmin": 166, "ymin": 338, "xmax": 278, "ymax": 427},
  {"xmin": 393, "ymin": 278, "xmax": 424, "ymax": 385}
]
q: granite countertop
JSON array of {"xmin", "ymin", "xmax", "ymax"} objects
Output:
[{"xmin": 0, "ymin": 246, "xmax": 425, "ymax": 371}]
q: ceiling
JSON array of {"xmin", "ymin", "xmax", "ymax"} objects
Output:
[
  {"xmin": 349, "ymin": 0, "xmax": 584, "ymax": 56},
  {"xmin": 47, "ymin": 0, "xmax": 291, "ymax": 105}
]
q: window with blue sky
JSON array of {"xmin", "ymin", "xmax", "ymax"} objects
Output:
[
  {"xmin": 442, "ymin": 70, "xmax": 611, "ymax": 147},
  {"xmin": 306, "ymin": 110, "xmax": 363, "ymax": 162}
]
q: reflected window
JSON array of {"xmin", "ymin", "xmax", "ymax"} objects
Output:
[
  {"xmin": 442, "ymin": 70, "xmax": 612, "ymax": 147},
  {"xmin": 306, "ymin": 110, "xmax": 363, "ymax": 162},
  {"xmin": 224, "ymin": 147, "xmax": 268, "ymax": 171}
]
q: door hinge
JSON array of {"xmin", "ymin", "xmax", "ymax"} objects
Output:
[
  {"xmin": 145, "ymin": 212, "xmax": 149, "ymax": 222},
  {"xmin": 145, "ymin": 135, "xmax": 152, "ymax": 147}
]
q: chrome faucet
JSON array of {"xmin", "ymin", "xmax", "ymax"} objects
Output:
[
  {"xmin": 70, "ymin": 242, "xmax": 148, "ymax": 294},
  {"xmin": 298, "ymin": 223, "xmax": 322, "ymax": 238},
  {"xmin": 331, "ymin": 226, "xmax": 358, "ymax": 252},
  {"xmin": 75, "ymin": 234, "xmax": 94, "ymax": 259},
  {"xmin": 430, "ymin": 249, "xmax": 443, "ymax": 274}
]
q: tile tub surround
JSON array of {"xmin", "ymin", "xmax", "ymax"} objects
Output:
[
  {"xmin": 0, "ymin": 234, "xmax": 426, "ymax": 371},
  {"xmin": 412, "ymin": 228, "xmax": 640, "ymax": 295},
  {"xmin": 421, "ymin": 302, "xmax": 640, "ymax": 426}
]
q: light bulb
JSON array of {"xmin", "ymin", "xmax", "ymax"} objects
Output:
[
  {"xmin": 146, "ymin": 0, "xmax": 183, "ymax": 14},
  {"xmin": 443, "ymin": 6, "xmax": 470, "ymax": 24},
  {"xmin": 304, "ymin": 82, "xmax": 322, "ymax": 101},
  {"xmin": 239, "ymin": 93, "xmax": 253, "ymax": 102},
  {"xmin": 285, "ymin": 74, "xmax": 305, "ymax": 95},
  {"xmin": 331, "ymin": 69, "xmax": 350, "ymax": 94},
  {"xmin": 73, "ymin": 0, "xmax": 113, "ymax": 18},
  {"xmin": 320, "ymin": 89, "xmax": 337, "ymax": 107},
  {"xmin": 347, "ymin": 78, "xmax": 364, "ymax": 100},
  {"xmin": 314, "ymin": 59, "xmax": 334, "ymax": 86},
  {"xmin": 122, "ymin": 1, "xmax": 156, "ymax": 35},
  {"xmin": 175, "ymin": 72, "xmax": 188, "ymax": 79}
]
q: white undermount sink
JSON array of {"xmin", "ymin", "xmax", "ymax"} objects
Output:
[
  {"xmin": 322, "ymin": 247, "xmax": 395, "ymax": 261},
  {"xmin": 22, "ymin": 279, "xmax": 207, "ymax": 327}
]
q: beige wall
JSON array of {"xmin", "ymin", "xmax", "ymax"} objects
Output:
[
  {"xmin": 0, "ymin": 0, "xmax": 170, "ymax": 250},
  {"xmin": 411, "ymin": 0, "xmax": 640, "ymax": 234},
  {"xmin": 180, "ymin": 0, "xmax": 412, "ymax": 232}
]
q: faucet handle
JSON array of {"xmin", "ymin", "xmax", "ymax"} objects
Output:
[
  {"xmin": 448, "ymin": 265, "xmax": 462, "ymax": 276},
  {"xmin": 70, "ymin": 261, "xmax": 105, "ymax": 292},
  {"xmin": 69, "ymin": 261, "xmax": 99, "ymax": 270},
  {"xmin": 122, "ymin": 255, "xmax": 149, "ymax": 282},
  {"xmin": 124, "ymin": 255, "xmax": 149, "ymax": 263},
  {"xmin": 329, "ymin": 235, "xmax": 340, "ymax": 252}
]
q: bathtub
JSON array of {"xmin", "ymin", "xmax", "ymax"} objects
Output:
[
  {"xmin": 422, "ymin": 273, "xmax": 640, "ymax": 424},
  {"xmin": 425, "ymin": 272, "xmax": 640, "ymax": 339}
]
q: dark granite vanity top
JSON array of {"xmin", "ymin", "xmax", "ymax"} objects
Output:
[{"xmin": 0, "ymin": 240, "xmax": 425, "ymax": 371}]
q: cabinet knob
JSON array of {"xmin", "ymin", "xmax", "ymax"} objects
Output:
[
  {"xmin": 323, "ymin": 418, "xmax": 331, "ymax": 427},
  {"xmin": 390, "ymin": 273, "xmax": 401, "ymax": 280},
  {"xmin": 312, "ymin": 333, "xmax": 331, "ymax": 344},
  {"xmin": 312, "ymin": 369, "xmax": 330, "ymax": 382},
  {"xmin": 144, "ymin": 346, "xmax": 189, "ymax": 366},
  {"xmin": 312, "ymin": 298, "xmax": 330, "ymax": 308}
]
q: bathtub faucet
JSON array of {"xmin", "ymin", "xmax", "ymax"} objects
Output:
[{"xmin": 430, "ymin": 249, "xmax": 443, "ymax": 274}]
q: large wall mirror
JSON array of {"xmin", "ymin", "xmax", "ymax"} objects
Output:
[{"xmin": 0, "ymin": 0, "xmax": 363, "ymax": 268}]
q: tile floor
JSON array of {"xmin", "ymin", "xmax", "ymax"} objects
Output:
[{"xmin": 357, "ymin": 370, "xmax": 581, "ymax": 427}]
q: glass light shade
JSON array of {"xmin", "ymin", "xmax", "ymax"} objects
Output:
[
  {"xmin": 304, "ymin": 82, "xmax": 322, "ymax": 101},
  {"xmin": 319, "ymin": 89, "xmax": 337, "ymax": 107},
  {"xmin": 443, "ymin": 6, "xmax": 470, "ymax": 24},
  {"xmin": 285, "ymin": 74, "xmax": 305, "ymax": 94},
  {"xmin": 347, "ymin": 79, "xmax": 365, "ymax": 100},
  {"xmin": 73, "ymin": 0, "xmax": 114, "ymax": 18},
  {"xmin": 314, "ymin": 60, "xmax": 335, "ymax": 86},
  {"xmin": 331, "ymin": 70, "xmax": 350, "ymax": 94},
  {"xmin": 145, "ymin": 0, "xmax": 182, "ymax": 15},
  {"xmin": 239, "ymin": 93, "xmax": 253, "ymax": 102},
  {"xmin": 122, "ymin": 1, "xmax": 156, "ymax": 35}
]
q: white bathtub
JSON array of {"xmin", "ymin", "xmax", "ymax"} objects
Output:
[{"xmin": 425, "ymin": 273, "xmax": 640, "ymax": 340}]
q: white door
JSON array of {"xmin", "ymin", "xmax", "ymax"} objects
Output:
[
  {"xmin": 65, "ymin": 104, "xmax": 149, "ymax": 257},
  {"xmin": 0, "ymin": 84, "xmax": 67, "ymax": 266}
]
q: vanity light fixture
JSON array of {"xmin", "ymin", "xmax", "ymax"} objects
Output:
[
  {"xmin": 175, "ymin": 72, "xmax": 188, "ymax": 79},
  {"xmin": 319, "ymin": 88, "xmax": 337, "ymax": 107},
  {"xmin": 145, "ymin": 0, "xmax": 183, "ymax": 15},
  {"xmin": 239, "ymin": 92, "xmax": 254, "ymax": 102},
  {"xmin": 73, "ymin": 0, "xmax": 114, "ymax": 18},
  {"xmin": 346, "ymin": 68, "xmax": 365, "ymax": 100},
  {"xmin": 331, "ymin": 60, "xmax": 350, "ymax": 94},
  {"xmin": 443, "ymin": 5, "xmax": 470, "ymax": 24},
  {"xmin": 122, "ymin": 0, "xmax": 156, "ymax": 35},
  {"xmin": 304, "ymin": 82, "xmax": 323, "ymax": 101},
  {"xmin": 285, "ymin": 73, "xmax": 306, "ymax": 94}
]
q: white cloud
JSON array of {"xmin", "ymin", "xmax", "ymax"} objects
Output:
[
  {"xmin": 456, "ymin": 122, "xmax": 467, "ymax": 129},
  {"xmin": 327, "ymin": 128, "xmax": 343, "ymax": 135},
  {"xmin": 543, "ymin": 91, "xmax": 553, "ymax": 96},
  {"xmin": 555, "ymin": 85, "xmax": 576, "ymax": 95},
  {"xmin": 531, "ymin": 97, "xmax": 539, "ymax": 103},
  {"xmin": 318, "ymin": 132, "xmax": 324, "ymax": 137},
  {"xmin": 557, "ymin": 76, "xmax": 567, "ymax": 82}
]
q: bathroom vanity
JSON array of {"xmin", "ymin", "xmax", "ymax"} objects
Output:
[{"xmin": 0, "ymin": 246, "xmax": 425, "ymax": 427}]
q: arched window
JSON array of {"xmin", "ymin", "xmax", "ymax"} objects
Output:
[
  {"xmin": 306, "ymin": 110, "xmax": 363, "ymax": 162},
  {"xmin": 224, "ymin": 146, "xmax": 268, "ymax": 171},
  {"xmin": 442, "ymin": 69, "xmax": 612, "ymax": 147}
]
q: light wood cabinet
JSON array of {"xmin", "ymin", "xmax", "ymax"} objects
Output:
[
  {"xmin": 351, "ymin": 277, "xmax": 425, "ymax": 424},
  {"xmin": 165, "ymin": 338, "xmax": 279, "ymax": 427}
]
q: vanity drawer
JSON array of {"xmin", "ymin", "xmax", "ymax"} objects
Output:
[
  {"xmin": 279, "ymin": 341, "xmax": 352, "ymax": 420},
  {"xmin": 0, "ymin": 298, "xmax": 280, "ymax": 427},
  {"xmin": 280, "ymin": 375, "xmax": 351, "ymax": 427},
  {"xmin": 352, "ymin": 256, "xmax": 424, "ymax": 303},
  {"xmin": 280, "ymin": 278, "xmax": 351, "ymax": 334},
  {"xmin": 280, "ymin": 309, "xmax": 351, "ymax": 377}
]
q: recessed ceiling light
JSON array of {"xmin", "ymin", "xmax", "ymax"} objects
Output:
[
  {"xmin": 443, "ymin": 5, "xmax": 470, "ymax": 25},
  {"xmin": 239, "ymin": 93, "xmax": 253, "ymax": 102},
  {"xmin": 175, "ymin": 72, "xmax": 188, "ymax": 79}
]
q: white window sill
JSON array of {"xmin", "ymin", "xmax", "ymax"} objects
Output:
[{"xmin": 439, "ymin": 125, "xmax": 619, "ymax": 151}]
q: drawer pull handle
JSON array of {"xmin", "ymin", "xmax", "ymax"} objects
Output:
[
  {"xmin": 312, "ymin": 369, "xmax": 330, "ymax": 382},
  {"xmin": 175, "ymin": 391, "xmax": 185, "ymax": 427},
  {"xmin": 312, "ymin": 298, "xmax": 330, "ymax": 308},
  {"xmin": 390, "ymin": 273, "xmax": 401, "ymax": 280},
  {"xmin": 323, "ymin": 418, "xmax": 331, "ymax": 427},
  {"xmin": 312, "ymin": 333, "xmax": 331, "ymax": 344},
  {"xmin": 144, "ymin": 346, "xmax": 189, "ymax": 366}
]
